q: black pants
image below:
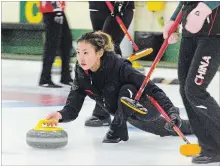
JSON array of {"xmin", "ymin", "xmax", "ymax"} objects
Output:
[
  {"xmin": 109, "ymin": 84, "xmax": 191, "ymax": 140},
  {"xmin": 90, "ymin": 9, "xmax": 134, "ymax": 118},
  {"xmin": 40, "ymin": 12, "xmax": 73, "ymax": 83},
  {"xmin": 90, "ymin": 9, "xmax": 133, "ymax": 55},
  {"xmin": 178, "ymin": 36, "xmax": 220, "ymax": 154}
]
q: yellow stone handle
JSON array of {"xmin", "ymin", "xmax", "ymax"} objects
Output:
[{"xmin": 33, "ymin": 119, "xmax": 62, "ymax": 131}]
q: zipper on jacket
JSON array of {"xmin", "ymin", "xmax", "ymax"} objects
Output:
[
  {"xmin": 89, "ymin": 75, "xmax": 93, "ymax": 85},
  {"xmin": 89, "ymin": 73, "xmax": 106, "ymax": 108},
  {"xmin": 103, "ymin": 98, "xmax": 106, "ymax": 107}
]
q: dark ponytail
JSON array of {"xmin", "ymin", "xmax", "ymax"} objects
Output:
[{"xmin": 77, "ymin": 31, "xmax": 114, "ymax": 52}]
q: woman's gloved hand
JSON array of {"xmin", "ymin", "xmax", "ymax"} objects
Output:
[{"xmin": 164, "ymin": 106, "xmax": 182, "ymax": 132}]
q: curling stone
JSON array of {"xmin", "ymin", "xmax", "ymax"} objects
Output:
[{"xmin": 26, "ymin": 119, "xmax": 68, "ymax": 149}]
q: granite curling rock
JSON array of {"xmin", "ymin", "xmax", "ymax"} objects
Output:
[{"xmin": 26, "ymin": 119, "xmax": 68, "ymax": 149}]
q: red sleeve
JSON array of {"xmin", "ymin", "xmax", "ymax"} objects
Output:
[{"xmin": 39, "ymin": 1, "xmax": 65, "ymax": 13}]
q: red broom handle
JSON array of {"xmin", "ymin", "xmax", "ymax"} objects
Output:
[
  {"xmin": 105, "ymin": 1, "xmax": 139, "ymax": 51},
  {"xmin": 148, "ymin": 96, "xmax": 190, "ymax": 144},
  {"xmin": 135, "ymin": 10, "xmax": 182, "ymax": 101}
]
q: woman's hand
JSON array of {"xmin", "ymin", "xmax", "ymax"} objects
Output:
[
  {"xmin": 163, "ymin": 20, "xmax": 180, "ymax": 44},
  {"xmin": 44, "ymin": 111, "xmax": 62, "ymax": 127}
]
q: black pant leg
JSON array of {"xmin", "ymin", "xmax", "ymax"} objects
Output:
[
  {"xmin": 178, "ymin": 37, "xmax": 220, "ymax": 153},
  {"xmin": 60, "ymin": 13, "xmax": 72, "ymax": 81},
  {"xmin": 40, "ymin": 12, "xmax": 62, "ymax": 83},
  {"xmin": 90, "ymin": 11, "xmax": 109, "ymax": 31},
  {"xmin": 178, "ymin": 38, "xmax": 218, "ymax": 153},
  {"xmin": 92, "ymin": 103, "xmax": 110, "ymax": 118},
  {"xmin": 184, "ymin": 37, "xmax": 220, "ymax": 152},
  {"xmin": 178, "ymin": 37, "xmax": 198, "ymax": 123},
  {"xmin": 102, "ymin": 9, "xmax": 134, "ymax": 55}
]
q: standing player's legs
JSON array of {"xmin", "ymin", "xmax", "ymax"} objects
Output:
[
  {"xmin": 178, "ymin": 37, "xmax": 199, "ymax": 137},
  {"xmin": 185, "ymin": 37, "xmax": 220, "ymax": 163},
  {"xmin": 60, "ymin": 13, "xmax": 73, "ymax": 85},
  {"xmin": 39, "ymin": 12, "xmax": 62, "ymax": 88},
  {"xmin": 102, "ymin": 9, "xmax": 134, "ymax": 55},
  {"xmin": 90, "ymin": 11, "xmax": 109, "ymax": 31},
  {"xmin": 178, "ymin": 36, "xmax": 220, "ymax": 163}
]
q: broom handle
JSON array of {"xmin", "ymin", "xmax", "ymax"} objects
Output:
[
  {"xmin": 148, "ymin": 96, "xmax": 191, "ymax": 144},
  {"xmin": 105, "ymin": 1, "xmax": 139, "ymax": 51},
  {"xmin": 134, "ymin": 10, "xmax": 182, "ymax": 101}
]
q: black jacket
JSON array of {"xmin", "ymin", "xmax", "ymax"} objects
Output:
[{"xmin": 58, "ymin": 52, "xmax": 174, "ymax": 122}]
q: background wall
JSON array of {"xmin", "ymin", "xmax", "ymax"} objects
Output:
[
  {"xmin": 134, "ymin": 1, "xmax": 178, "ymax": 32},
  {"xmin": 2, "ymin": 2, "xmax": 20, "ymax": 23},
  {"xmin": 1, "ymin": 1, "xmax": 179, "ymax": 32},
  {"xmin": 1, "ymin": 1, "xmax": 179, "ymax": 61}
]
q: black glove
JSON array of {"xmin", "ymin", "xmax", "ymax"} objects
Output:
[
  {"xmin": 164, "ymin": 107, "xmax": 182, "ymax": 132},
  {"xmin": 111, "ymin": 1, "xmax": 128, "ymax": 17},
  {"xmin": 54, "ymin": 12, "xmax": 63, "ymax": 24}
]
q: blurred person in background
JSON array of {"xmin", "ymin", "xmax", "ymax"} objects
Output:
[
  {"xmin": 85, "ymin": 1, "xmax": 134, "ymax": 127},
  {"xmin": 39, "ymin": 1, "xmax": 73, "ymax": 88}
]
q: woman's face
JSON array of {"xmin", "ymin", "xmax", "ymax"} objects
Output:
[{"xmin": 76, "ymin": 41, "xmax": 102, "ymax": 70}]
